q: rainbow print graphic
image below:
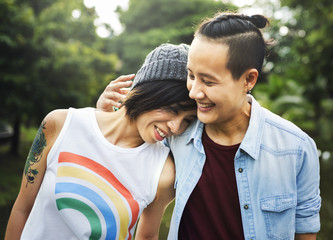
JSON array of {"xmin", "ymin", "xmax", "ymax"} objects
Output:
[{"xmin": 55, "ymin": 152, "xmax": 139, "ymax": 239}]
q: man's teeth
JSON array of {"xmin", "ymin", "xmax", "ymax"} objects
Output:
[
  {"xmin": 156, "ymin": 127, "xmax": 166, "ymax": 138},
  {"xmin": 198, "ymin": 102, "xmax": 214, "ymax": 108}
]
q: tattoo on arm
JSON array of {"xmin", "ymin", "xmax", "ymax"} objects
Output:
[{"xmin": 24, "ymin": 121, "xmax": 47, "ymax": 187}]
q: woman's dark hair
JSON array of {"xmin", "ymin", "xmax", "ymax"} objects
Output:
[
  {"xmin": 195, "ymin": 12, "xmax": 273, "ymax": 79},
  {"xmin": 124, "ymin": 80, "xmax": 197, "ymax": 121}
]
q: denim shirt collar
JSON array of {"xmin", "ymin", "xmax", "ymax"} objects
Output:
[
  {"xmin": 186, "ymin": 119, "xmax": 205, "ymax": 154},
  {"xmin": 238, "ymin": 95, "xmax": 265, "ymax": 160},
  {"xmin": 186, "ymin": 95, "xmax": 264, "ymax": 160}
]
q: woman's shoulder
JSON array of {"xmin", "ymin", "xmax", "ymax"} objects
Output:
[
  {"xmin": 44, "ymin": 109, "xmax": 69, "ymax": 132},
  {"xmin": 39, "ymin": 109, "xmax": 70, "ymax": 145}
]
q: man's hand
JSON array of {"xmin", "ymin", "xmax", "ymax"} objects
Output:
[
  {"xmin": 295, "ymin": 233, "xmax": 317, "ymax": 240},
  {"xmin": 96, "ymin": 74, "xmax": 134, "ymax": 112}
]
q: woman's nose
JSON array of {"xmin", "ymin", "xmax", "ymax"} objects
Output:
[{"xmin": 167, "ymin": 118, "xmax": 183, "ymax": 135}]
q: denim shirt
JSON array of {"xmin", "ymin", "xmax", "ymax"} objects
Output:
[{"xmin": 166, "ymin": 95, "xmax": 321, "ymax": 240}]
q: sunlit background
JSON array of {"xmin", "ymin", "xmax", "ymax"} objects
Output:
[{"xmin": 82, "ymin": 0, "xmax": 293, "ymax": 38}]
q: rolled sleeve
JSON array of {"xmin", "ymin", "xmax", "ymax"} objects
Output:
[
  {"xmin": 296, "ymin": 198, "xmax": 321, "ymax": 233},
  {"xmin": 295, "ymin": 136, "xmax": 321, "ymax": 233}
]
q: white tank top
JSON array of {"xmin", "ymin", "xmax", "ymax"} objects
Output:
[{"xmin": 21, "ymin": 108, "xmax": 170, "ymax": 240}]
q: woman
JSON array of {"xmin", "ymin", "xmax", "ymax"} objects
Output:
[
  {"xmin": 5, "ymin": 43, "xmax": 197, "ymax": 240},
  {"xmin": 96, "ymin": 12, "xmax": 321, "ymax": 240}
]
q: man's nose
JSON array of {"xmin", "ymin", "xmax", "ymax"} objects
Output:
[{"xmin": 189, "ymin": 80, "xmax": 204, "ymax": 100}]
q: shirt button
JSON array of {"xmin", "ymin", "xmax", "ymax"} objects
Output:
[
  {"xmin": 244, "ymin": 204, "xmax": 249, "ymax": 210},
  {"xmin": 238, "ymin": 168, "xmax": 243, "ymax": 173}
]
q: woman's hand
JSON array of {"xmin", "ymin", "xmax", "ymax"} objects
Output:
[{"xmin": 96, "ymin": 74, "xmax": 134, "ymax": 112}]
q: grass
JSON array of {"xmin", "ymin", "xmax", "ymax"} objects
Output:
[{"xmin": 0, "ymin": 150, "xmax": 25, "ymax": 239}]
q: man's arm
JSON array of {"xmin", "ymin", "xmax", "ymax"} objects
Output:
[
  {"xmin": 295, "ymin": 136, "xmax": 321, "ymax": 237},
  {"xmin": 96, "ymin": 74, "xmax": 134, "ymax": 111},
  {"xmin": 295, "ymin": 233, "xmax": 316, "ymax": 240}
]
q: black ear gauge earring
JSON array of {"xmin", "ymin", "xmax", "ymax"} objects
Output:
[{"xmin": 247, "ymin": 89, "xmax": 252, "ymax": 94}]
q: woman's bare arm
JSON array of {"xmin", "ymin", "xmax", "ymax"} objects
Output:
[
  {"xmin": 135, "ymin": 154, "xmax": 175, "ymax": 240},
  {"xmin": 5, "ymin": 110, "xmax": 67, "ymax": 240}
]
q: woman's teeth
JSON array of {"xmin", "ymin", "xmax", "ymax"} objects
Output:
[{"xmin": 156, "ymin": 127, "xmax": 166, "ymax": 138}]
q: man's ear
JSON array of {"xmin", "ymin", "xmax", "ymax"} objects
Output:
[{"xmin": 245, "ymin": 68, "xmax": 258, "ymax": 93}]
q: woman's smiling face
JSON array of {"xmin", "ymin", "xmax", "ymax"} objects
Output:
[{"xmin": 135, "ymin": 108, "xmax": 196, "ymax": 143}]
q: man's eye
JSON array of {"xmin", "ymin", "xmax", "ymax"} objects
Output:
[
  {"xmin": 188, "ymin": 74, "xmax": 195, "ymax": 80},
  {"xmin": 202, "ymin": 79, "xmax": 213, "ymax": 85}
]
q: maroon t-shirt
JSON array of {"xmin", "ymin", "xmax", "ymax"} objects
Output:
[{"xmin": 178, "ymin": 129, "xmax": 244, "ymax": 240}]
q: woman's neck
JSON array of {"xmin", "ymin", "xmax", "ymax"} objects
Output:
[{"xmin": 95, "ymin": 108, "xmax": 144, "ymax": 148}]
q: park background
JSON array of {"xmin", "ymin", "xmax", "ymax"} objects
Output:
[{"xmin": 0, "ymin": 0, "xmax": 332, "ymax": 238}]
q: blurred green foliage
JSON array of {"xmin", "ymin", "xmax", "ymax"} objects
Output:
[
  {"xmin": 0, "ymin": 0, "xmax": 118, "ymax": 154},
  {"xmin": 108, "ymin": 0, "xmax": 236, "ymax": 74},
  {"xmin": 255, "ymin": 0, "xmax": 333, "ymax": 156}
]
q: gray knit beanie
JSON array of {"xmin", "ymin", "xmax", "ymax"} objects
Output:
[{"xmin": 131, "ymin": 43, "xmax": 189, "ymax": 90}]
